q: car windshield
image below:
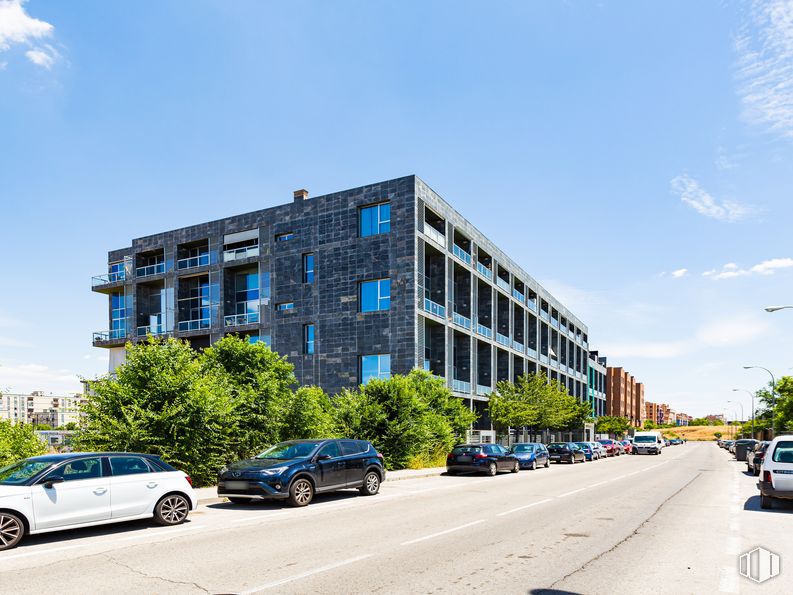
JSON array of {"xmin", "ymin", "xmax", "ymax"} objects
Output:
[
  {"xmin": 598, "ymin": 440, "xmax": 611, "ymax": 445},
  {"xmin": 771, "ymin": 441, "xmax": 793, "ymax": 463},
  {"xmin": 510, "ymin": 444, "xmax": 535, "ymax": 453},
  {"xmin": 255, "ymin": 441, "xmax": 323, "ymax": 460},
  {"xmin": 548, "ymin": 443, "xmax": 567, "ymax": 448},
  {"xmin": 634, "ymin": 436, "xmax": 656, "ymax": 443},
  {"xmin": 575, "ymin": 443, "xmax": 590, "ymax": 449},
  {"xmin": 0, "ymin": 459, "xmax": 57, "ymax": 485}
]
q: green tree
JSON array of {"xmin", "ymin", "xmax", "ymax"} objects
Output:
[
  {"xmin": 278, "ymin": 386, "xmax": 337, "ymax": 441},
  {"xmin": 0, "ymin": 421, "xmax": 47, "ymax": 466},
  {"xmin": 595, "ymin": 415, "xmax": 631, "ymax": 438}
]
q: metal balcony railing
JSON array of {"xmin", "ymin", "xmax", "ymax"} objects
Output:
[
  {"xmin": 476, "ymin": 262, "xmax": 493, "ymax": 280},
  {"xmin": 223, "ymin": 245, "xmax": 260, "ymax": 262},
  {"xmin": 452, "ymin": 244, "xmax": 472, "ymax": 265},
  {"xmin": 496, "ymin": 333, "xmax": 510, "ymax": 347},
  {"xmin": 423, "ymin": 298, "xmax": 446, "ymax": 318},
  {"xmin": 423, "ymin": 223, "xmax": 446, "ymax": 248},
  {"xmin": 452, "ymin": 311, "xmax": 472, "ymax": 330},
  {"xmin": 136, "ymin": 262, "xmax": 165, "ymax": 277},
  {"xmin": 91, "ymin": 271, "xmax": 125, "ymax": 286},
  {"xmin": 93, "ymin": 329, "xmax": 126, "ymax": 342},
  {"xmin": 224, "ymin": 312, "xmax": 259, "ymax": 327},
  {"xmin": 176, "ymin": 253, "xmax": 210, "ymax": 270},
  {"xmin": 496, "ymin": 277, "xmax": 511, "ymax": 293},
  {"xmin": 137, "ymin": 324, "xmax": 166, "ymax": 337},
  {"xmin": 177, "ymin": 318, "xmax": 210, "ymax": 331},
  {"xmin": 451, "ymin": 379, "xmax": 471, "ymax": 393},
  {"xmin": 476, "ymin": 323, "xmax": 493, "ymax": 339}
]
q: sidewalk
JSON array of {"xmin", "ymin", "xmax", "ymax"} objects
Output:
[{"xmin": 195, "ymin": 466, "xmax": 446, "ymax": 503}]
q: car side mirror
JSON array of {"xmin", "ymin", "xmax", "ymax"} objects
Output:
[
  {"xmin": 43, "ymin": 476, "xmax": 64, "ymax": 489},
  {"xmin": 315, "ymin": 454, "xmax": 332, "ymax": 462}
]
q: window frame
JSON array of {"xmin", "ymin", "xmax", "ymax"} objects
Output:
[
  {"xmin": 304, "ymin": 323, "xmax": 315, "ymax": 355},
  {"xmin": 303, "ymin": 253, "xmax": 315, "ymax": 284},
  {"xmin": 359, "ymin": 203, "xmax": 391, "ymax": 237},
  {"xmin": 359, "ymin": 278, "xmax": 391, "ymax": 312},
  {"xmin": 360, "ymin": 353, "xmax": 391, "ymax": 384},
  {"xmin": 276, "ymin": 302, "xmax": 294, "ymax": 311}
]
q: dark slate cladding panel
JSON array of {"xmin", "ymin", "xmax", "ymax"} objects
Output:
[{"xmin": 100, "ymin": 175, "xmax": 418, "ymax": 396}]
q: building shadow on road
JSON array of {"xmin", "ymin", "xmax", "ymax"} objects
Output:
[{"xmin": 744, "ymin": 495, "xmax": 793, "ymax": 513}]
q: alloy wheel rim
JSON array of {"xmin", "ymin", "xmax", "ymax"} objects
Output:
[
  {"xmin": 531, "ymin": 460, "xmax": 536, "ymax": 470},
  {"xmin": 489, "ymin": 463, "xmax": 496, "ymax": 475},
  {"xmin": 366, "ymin": 474, "xmax": 379, "ymax": 492},
  {"xmin": 161, "ymin": 496, "xmax": 188, "ymax": 523},
  {"xmin": 295, "ymin": 480, "xmax": 312, "ymax": 504},
  {"xmin": 0, "ymin": 515, "xmax": 21, "ymax": 547}
]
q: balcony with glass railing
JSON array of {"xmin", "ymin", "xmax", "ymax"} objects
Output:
[
  {"xmin": 512, "ymin": 289, "xmax": 525, "ymax": 303},
  {"xmin": 224, "ymin": 312, "xmax": 259, "ymax": 327},
  {"xmin": 177, "ymin": 318, "xmax": 210, "ymax": 332},
  {"xmin": 475, "ymin": 322, "xmax": 493, "ymax": 339},
  {"xmin": 475, "ymin": 262, "xmax": 493, "ymax": 280},
  {"xmin": 551, "ymin": 318, "xmax": 559, "ymax": 329},
  {"xmin": 423, "ymin": 222, "xmax": 446, "ymax": 248},
  {"xmin": 540, "ymin": 310, "xmax": 549, "ymax": 322},
  {"xmin": 223, "ymin": 245, "xmax": 260, "ymax": 262},
  {"xmin": 496, "ymin": 333, "xmax": 510, "ymax": 347},
  {"xmin": 512, "ymin": 340, "xmax": 524, "ymax": 352},
  {"xmin": 527, "ymin": 299, "xmax": 537, "ymax": 312},
  {"xmin": 496, "ymin": 277, "xmax": 511, "ymax": 294},
  {"xmin": 176, "ymin": 253, "xmax": 210, "ymax": 270},
  {"xmin": 540, "ymin": 353, "xmax": 549, "ymax": 364},
  {"xmin": 136, "ymin": 262, "xmax": 165, "ymax": 278},
  {"xmin": 423, "ymin": 297, "xmax": 446, "ymax": 318},
  {"xmin": 526, "ymin": 347, "xmax": 538, "ymax": 359},
  {"xmin": 452, "ymin": 244, "xmax": 472, "ymax": 265},
  {"xmin": 476, "ymin": 384, "xmax": 492, "ymax": 396},
  {"xmin": 452, "ymin": 311, "xmax": 472, "ymax": 330},
  {"xmin": 451, "ymin": 378, "xmax": 471, "ymax": 393},
  {"xmin": 91, "ymin": 271, "xmax": 125, "ymax": 287},
  {"xmin": 92, "ymin": 329, "xmax": 126, "ymax": 343},
  {"xmin": 137, "ymin": 324, "xmax": 166, "ymax": 337}
]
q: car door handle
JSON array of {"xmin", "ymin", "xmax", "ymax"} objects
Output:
[
  {"xmin": 147, "ymin": 482, "xmax": 158, "ymax": 489},
  {"xmin": 94, "ymin": 488, "xmax": 108, "ymax": 495}
]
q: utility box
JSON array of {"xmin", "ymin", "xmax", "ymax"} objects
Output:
[{"xmin": 735, "ymin": 443, "xmax": 752, "ymax": 461}]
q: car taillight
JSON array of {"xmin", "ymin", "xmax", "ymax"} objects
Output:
[
  {"xmin": 474, "ymin": 453, "xmax": 488, "ymax": 459},
  {"xmin": 763, "ymin": 470, "xmax": 772, "ymax": 483},
  {"xmin": 185, "ymin": 475, "xmax": 193, "ymax": 487},
  {"xmin": 447, "ymin": 453, "xmax": 454, "ymax": 460}
]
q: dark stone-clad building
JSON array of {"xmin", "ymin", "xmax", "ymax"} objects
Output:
[{"xmin": 92, "ymin": 175, "xmax": 591, "ymax": 441}]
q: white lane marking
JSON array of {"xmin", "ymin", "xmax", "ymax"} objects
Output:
[
  {"xmin": 558, "ymin": 487, "xmax": 589, "ymax": 498},
  {"xmin": 400, "ymin": 519, "xmax": 485, "ymax": 546},
  {"xmin": 0, "ymin": 544, "xmax": 85, "ymax": 562},
  {"xmin": 119, "ymin": 524, "xmax": 206, "ymax": 541},
  {"xmin": 588, "ymin": 480, "xmax": 611, "ymax": 488},
  {"xmin": 240, "ymin": 554, "xmax": 373, "ymax": 593},
  {"xmin": 497, "ymin": 498, "xmax": 553, "ymax": 517}
]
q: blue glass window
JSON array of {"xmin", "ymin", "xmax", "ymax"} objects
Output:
[
  {"xmin": 110, "ymin": 291, "xmax": 126, "ymax": 339},
  {"xmin": 276, "ymin": 232, "xmax": 295, "ymax": 242},
  {"xmin": 359, "ymin": 203, "xmax": 391, "ymax": 237},
  {"xmin": 276, "ymin": 302, "xmax": 294, "ymax": 311},
  {"xmin": 304, "ymin": 324, "xmax": 315, "ymax": 355},
  {"xmin": 303, "ymin": 254, "xmax": 315, "ymax": 283},
  {"xmin": 360, "ymin": 279, "xmax": 390, "ymax": 312},
  {"xmin": 109, "ymin": 262, "xmax": 125, "ymax": 282},
  {"xmin": 360, "ymin": 354, "xmax": 390, "ymax": 384},
  {"xmin": 235, "ymin": 271, "xmax": 259, "ymax": 316}
]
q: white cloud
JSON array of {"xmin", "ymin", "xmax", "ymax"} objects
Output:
[
  {"xmin": 703, "ymin": 257, "xmax": 793, "ymax": 280},
  {"xmin": 695, "ymin": 314, "xmax": 771, "ymax": 347},
  {"xmin": 0, "ymin": 0, "xmax": 57, "ymax": 69},
  {"xmin": 0, "ymin": 336, "xmax": 32, "ymax": 348},
  {"xmin": 0, "ymin": 361, "xmax": 82, "ymax": 394},
  {"xmin": 735, "ymin": 0, "xmax": 793, "ymax": 139},
  {"xmin": 671, "ymin": 268, "xmax": 688, "ymax": 278},
  {"xmin": 670, "ymin": 174, "xmax": 752, "ymax": 222},
  {"xmin": 598, "ymin": 339, "xmax": 695, "ymax": 359}
]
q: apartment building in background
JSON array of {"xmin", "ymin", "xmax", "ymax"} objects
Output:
[
  {"xmin": 605, "ymin": 366, "xmax": 644, "ymax": 426},
  {"xmin": 587, "ymin": 351, "xmax": 607, "ymax": 417},
  {"xmin": 91, "ymin": 175, "xmax": 592, "ymax": 442},
  {"xmin": 0, "ymin": 391, "xmax": 84, "ymax": 427}
]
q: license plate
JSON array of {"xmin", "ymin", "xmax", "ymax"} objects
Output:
[
  {"xmin": 224, "ymin": 480, "xmax": 249, "ymax": 490},
  {"xmin": 457, "ymin": 455, "xmax": 472, "ymax": 463},
  {"xmin": 550, "ymin": 455, "xmax": 560, "ymax": 459}
]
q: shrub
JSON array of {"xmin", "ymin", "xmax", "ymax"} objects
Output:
[{"xmin": 0, "ymin": 421, "xmax": 47, "ymax": 466}]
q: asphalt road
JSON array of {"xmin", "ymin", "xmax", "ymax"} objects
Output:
[{"xmin": 0, "ymin": 442, "xmax": 790, "ymax": 594}]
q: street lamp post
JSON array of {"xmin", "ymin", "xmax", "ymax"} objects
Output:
[
  {"xmin": 733, "ymin": 388, "xmax": 755, "ymax": 439},
  {"xmin": 727, "ymin": 400, "xmax": 744, "ymax": 438},
  {"xmin": 765, "ymin": 305, "xmax": 793, "ymax": 313},
  {"xmin": 743, "ymin": 366, "xmax": 777, "ymax": 439}
]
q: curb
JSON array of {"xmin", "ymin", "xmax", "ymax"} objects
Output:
[{"xmin": 197, "ymin": 468, "xmax": 447, "ymax": 503}]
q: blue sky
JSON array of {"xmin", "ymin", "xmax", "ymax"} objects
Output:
[{"xmin": 1, "ymin": 0, "xmax": 792, "ymax": 418}]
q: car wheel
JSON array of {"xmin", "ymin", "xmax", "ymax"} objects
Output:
[
  {"xmin": 359, "ymin": 471, "xmax": 381, "ymax": 496},
  {"xmin": 0, "ymin": 512, "xmax": 25, "ymax": 551},
  {"xmin": 288, "ymin": 478, "xmax": 314, "ymax": 507},
  {"xmin": 511, "ymin": 461, "xmax": 520, "ymax": 473},
  {"xmin": 154, "ymin": 494, "xmax": 190, "ymax": 526},
  {"xmin": 531, "ymin": 460, "xmax": 537, "ymax": 471},
  {"xmin": 447, "ymin": 469, "xmax": 457, "ymax": 476},
  {"xmin": 544, "ymin": 459, "xmax": 550, "ymax": 468},
  {"xmin": 228, "ymin": 497, "xmax": 253, "ymax": 505},
  {"xmin": 754, "ymin": 466, "xmax": 760, "ymax": 477},
  {"xmin": 486, "ymin": 462, "xmax": 497, "ymax": 476},
  {"xmin": 760, "ymin": 494, "xmax": 773, "ymax": 510}
]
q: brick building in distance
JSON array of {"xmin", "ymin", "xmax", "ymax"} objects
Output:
[{"xmin": 606, "ymin": 367, "xmax": 644, "ymax": 426}]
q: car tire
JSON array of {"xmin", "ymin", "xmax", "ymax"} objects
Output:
[
  {"xmin": 511, "ymin": 461, "xmax": 520, "ymax": 473},
  {"xmin": 359, "ymin": 471, "xmax": 381, "ymax": 496},
  {"xmin": 754, "ymin": 466, "xmax": 760, "ymax": 477},
  {"xmin": 447, "ymin": 469, "xmax": 457, "ymax": 476},
  {"xmin": 760, "ymin": 494, "xmax": 773, "ymax": 510},
  {"xmin": 544, "ymin": 459, "xmax": 550, "ymax": 468},
  {"xmin": 228, "ymin": 497, "xmax": 253, "ymax": 505},
  {"xmin": 154, "ymin": 494, "xmax": 190, "ymax": 526},
  {"xmin": 486, "ymin": 462, "xmax": 497, "ymax": 476},
  {"xmin": 531, "ymin": 460, "xmax": 537, "ymax": 471},
  {"xmin": 0, "ymin": 511, "xmax": 25, "ymax": 551},
  {"xmin": 288, "ymin": 478, "xmax": 314, "ymax": 507}
]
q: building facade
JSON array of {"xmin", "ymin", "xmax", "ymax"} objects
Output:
[
  {"xmin": 587, "ymin": 351, "xmax": 607, "ymax": 417},
  {"xmin": 0, "ymin": 391, "xmax": 84, "ymax": 427},
  {"xmin": 92, "ymin": 175, "xmax": 592, "ymax": 440},
  {"xmin": 605, "ymin": 367, "xmax": 644, "ymax": 426}
]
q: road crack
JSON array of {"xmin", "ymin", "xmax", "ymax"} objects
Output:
[
  {"xmin": 544, "ymin": 470, "xmax": 703, "ymax": 592},
  {"xmin": 101, "ymin": 553, "xmax": 210, "ymax": 594}
]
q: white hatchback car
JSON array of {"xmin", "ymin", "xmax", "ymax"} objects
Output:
[
  {"xmin": 758, "ymin": 435, "xmax": 793, "ymax": 509},
  {"xmin": 0, "ymin": 452, "xmax": 198, "ymax": 551}
]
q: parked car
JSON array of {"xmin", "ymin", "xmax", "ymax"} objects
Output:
[
  {"xmin": 548, "ymin": 442, "xmax": 586, "ymax": 464},
  {"xmin": 589, "ymin": 442, "xmax": 606, "ymax": 458},
  {"xmin": 447, "ymin": 443, "xmax": 519, "ymax": 476},
  {"xmin": 574, "ymin": 442, "xmax": 598, "ymax": 461},
  {"xmin": 632, "ymin": 431, "xmax": 664, "ymax": 455},
  {"xmin": 747, "ymin": 441, "xmax": 771, "ymax": 476},
  {"xmin": 620, "ymin": 440, "xmax": 633, "ymax": 454},
  {"xmin": 669, "ymin": 438, "xmax": 683, "ymax": 445},
  {"xmin": 508, "ymin": 443, "xmax": 550, "ymax": 470},
  {"xmin": 758, "ymin": 435, "xmax": 793, "ymax": 509},
  {"xmin": 218, "ymin": 439, "xmax": 385, "ymax": 507},
  {"xmin": 722, "ymin": 440, "xmax": 735, "ymax": 451},
  {"xmin": 0, "ymin": 452, "xmax": 197, "ymax": 552},
  {"xmin": 597, "ymin": 439, "xmax": 618, "ymax": 457}
]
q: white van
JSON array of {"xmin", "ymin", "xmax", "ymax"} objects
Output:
[
  {"xmin": 758, "ymin": 435, "xmax": 793, "ymax": 509},
  {"xmin": 632, "ymin": 431, "xmax": 664, "ymax": 455}
]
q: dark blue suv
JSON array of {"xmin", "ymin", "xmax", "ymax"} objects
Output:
[
  {"xmin": 218, "ymin": 439, "xmax": 385, "ymax": 507},
  {"xmin": 446, "ymin": 443, "xmax": 520, "ymax": 476}
]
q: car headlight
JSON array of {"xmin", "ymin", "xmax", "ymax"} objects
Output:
[{"xmin": 261, "ymin": 467, "xmax": 288, "ymax": 476}]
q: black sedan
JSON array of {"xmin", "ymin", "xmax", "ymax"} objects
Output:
[
  {"xmin": 447, "ymin": 444, "xmax": 520, "ymax": 476},
  {"xmin": 547, "ymin": 442, "xmax": 586, "ymax": 464},
  {"xmin": 218, "ymin": 439, "xmax": 385, "ymax": 507}
]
